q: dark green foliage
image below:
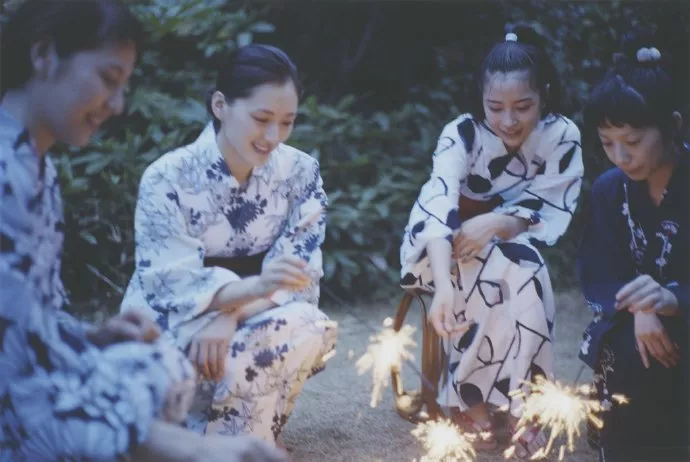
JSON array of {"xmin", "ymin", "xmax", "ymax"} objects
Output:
[{"xmin": 4, "ymin": 0, "xmax": 685, "ymax": 313}]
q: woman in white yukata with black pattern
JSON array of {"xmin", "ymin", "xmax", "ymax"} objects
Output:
[
  {"xmin": 0, "ymin": 2, "xmax": 285, "ymax": 462},
  {"xmin": 121, "ymin": 44, "xmax": 337, "ymax": 448},
  {"xmin": 400, "ymin": 26, "xmax": 583, "ymax": 459}
]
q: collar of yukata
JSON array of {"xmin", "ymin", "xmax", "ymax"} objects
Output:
[
  {"xmin": 627, "ymin": 143, "xmax": 689, "ymax": 207},
  {"xmin": 199, "ymin": 121, "xmax": 274, "ymax": 183},
  {"xmin": 0, "ymin": 105, "xmax": 47, "ymax": 178}
]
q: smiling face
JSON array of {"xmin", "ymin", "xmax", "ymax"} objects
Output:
[
  {"xmin": 212, "ymin": 80, "xmax": 298, "ymax": 179},
  {"xmin": 482, "ymin": 70, "xmax": 543, "ymax": 151},
  {"xmin": 33, "ymin": 40, "xmax": 137, "ymax": 148},
  {"xmin": 597, "ymin": 122, "xmax": 671, "ymax": 181}
]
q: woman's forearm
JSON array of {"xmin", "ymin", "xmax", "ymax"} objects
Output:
[
  {"xmin": 492, "ymin": 213, "xmax": 528, "ymax": 241},
  {"xmin": 210, "ymin": 276, "xmax": 264, "ymax": 314},
  {"xmin": 426, "ymin": 237, "xmax": 454, "ymax": 290},
  {"xmin": 234, "ymin": 297, "xmax": 277, "ymax": 322}
]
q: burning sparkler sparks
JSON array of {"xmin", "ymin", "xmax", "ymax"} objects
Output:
[
  {"xmin": 356, "ymin": 317, "xmax": 417, "ymax": 408},
  {"xmin": 504, "ymin": 376, "xmax": 627, "ymax": 460},
  {"xmin": 412, "ymin": 418, "xmax": 477, "ymax": 462}
]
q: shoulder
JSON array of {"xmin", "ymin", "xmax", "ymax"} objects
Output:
[
  {"xmin": 140, "ymin": 126, "xmax": 212, "ymax": 186},
  {"xmin": 0, "ymin": 111, "xmax": 29, "ymax": 168},
  {"xmin": 440, "ymin": 113, "xmax": 478, "ymax": 136},
  {"xmin": 0, "ymin": 117, "xmax": 41, "ymax": 205},
  {"xmin": 591, "ymin": 167, "xmax": 626, "ymax": 202},
  {"xmin": 541, "ymin": 114, "xmax": 581, "ymax": 141},
  {"xmin": 273, "ymin": 143, "xmax": 320, "ymax": 173},
  {"xmin": 437, "ymin": 113, "xmax": 482, "ymax": 153}
]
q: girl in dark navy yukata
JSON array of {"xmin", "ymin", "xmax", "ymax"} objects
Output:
[{"xmin": 578, "ymin": 27, "xmax": 689, "ymax": 462}]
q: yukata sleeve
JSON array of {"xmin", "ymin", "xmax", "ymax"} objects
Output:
[
  {"xmin": 576, "ymin": 175, "xmax": 635, "ymax": 321},
  {"xmin": 0, "ymin": 147, "xmax": 90, "ymax": 341},
  {"xmin": 494, "ymin": 118, "xmax": 584, "ymax": 247},
  {"xmin": 0, "ymin": 273, "xmax": 196, "ymax": 461},
  {"xmin": 400, "ymin": 118, "xmax": 471, "ymax": 267},
  {"xmin": 263, "ymin": 157, "xmax": 328, "ymax": 306},
  {"xmin": 0, "ymin": 156, "xmax": 195, "ymax": 460},
  {"xmin": 121, "ymin": 165, "xmax": 240, "ymax": 331}
]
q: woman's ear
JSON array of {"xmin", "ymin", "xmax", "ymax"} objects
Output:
[
  {"xmin": 29, "ymin": 38, "xmax": 58, "ymax": 81},
  {"xmin": 211, "ymin": 91, "xmax": 228, "ymax": 122}
]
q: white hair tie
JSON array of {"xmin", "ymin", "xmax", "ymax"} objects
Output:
[
  {"xmin": 505, "ymin": 32, "xmax": 518, "ymax": 42},
  {"xmin": 636, "ymin": 47, "xmax": 661, "ymax": 63}
]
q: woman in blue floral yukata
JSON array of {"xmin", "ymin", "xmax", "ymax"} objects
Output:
[
  {"xmin": 0, "ymin": 1, "xmax": 285, "ymax": 461},
  {"xmin": 400, "ymin": 26, "xmax": 584, "ymax": 459},
  {"xmin": 578, "ymin": 28, "xmax": 688, "ymax": 462},
  {"xmin": 121, "ymin": 44, "xmax": 337, "ymax": 448}
]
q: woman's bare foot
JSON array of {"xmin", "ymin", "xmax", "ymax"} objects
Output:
[
  {"xmin": 507, "ymin": 414, "xmax": 547, "ymax": 460},
  {"xmin": 275, "ymin": 434, "xmax": 286, "ymax": 450},
  {"xmin": 451, "ymin": 404, "xmax": 498, "ymax": 451}
]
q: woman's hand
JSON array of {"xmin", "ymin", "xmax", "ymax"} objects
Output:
[
  {"xmin": 633, "ymin": 311, "xmax": 681, "ymax": 369},
  {"xmin": 254, "ymin": 255, "xmax": 311, "ymax": 297},
  {"xmin": 428, "ymin": 282, "xmax": 473, "ymax": 338},
  {"xmin": 187, "ymin": 313, "xmax": 238, "ymax": 381},
  {"xmin": 616, "ymin": 274, "xmax": 680, "ymax": 316},
  {"xmin": 453, "ymin": 213, "xmax": 527, "ymax": 263},
  {"xmin": 131, "ymin": 421, "xmax": 287, "ymax": 462},
  {"xmin": 194, "ymin": 435, "xmax": 287, "ymax": 462},
  {"xmin": 87, "ymin": 311, "xmax": 161, "ymax": 348}
]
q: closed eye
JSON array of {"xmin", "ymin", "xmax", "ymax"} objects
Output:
[{"xmin": 100, "ymin": 72, "xmax": 119, "ymax": 89}]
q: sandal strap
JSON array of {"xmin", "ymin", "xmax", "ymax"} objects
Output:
[
  {"xmin": 509, "ymin": 422, "xmax": 546, "ymax": 456},
  {"xmin": 455, "ymin": 412, "xmax": 493, "ymax": 433}
]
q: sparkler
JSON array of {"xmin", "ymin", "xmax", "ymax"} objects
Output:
[
  {"xmin": 356, "ymin": 317, "xmax": 417, "ymax": 408},
  {"xmin": 411, "ymin": 419, "xmax": 477, "ymax": 462},
  {"xmin": 504, "ymin": 376, "xmax": 627, "ymax": 460}
]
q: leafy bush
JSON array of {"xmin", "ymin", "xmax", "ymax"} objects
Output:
[{"xmin": 7, "ymin": 0, "xmax": 680, "ymax": 314}]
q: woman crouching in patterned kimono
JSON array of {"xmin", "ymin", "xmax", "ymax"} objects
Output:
[
  {"xmin": 578, "ymin": 28, "xmax": 688, "ymax": 462},
  {"xmin": 120, "ymin": 44, "xmax": 337, "ymax": 449},
  {"xmin": 0, "ymin": 1, "xmax": 285, "ymax": 461},
  {"xmin": 400, "ymin": 25, "xmax": 584, "ymax": 459}
]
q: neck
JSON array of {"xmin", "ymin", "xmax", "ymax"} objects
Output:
[
  {"xmin": 1, "ymin": 89, "xmax": 54, "ymax": 156},
  {"xmin": 215, "ymin": 131, "xmax": 252, "ymax": 184},
  {"xmin": 646, "ymin": 156, "xmax": 676, "ymax": 206}
]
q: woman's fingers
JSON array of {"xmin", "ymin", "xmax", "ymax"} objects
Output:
[
  {"xmin": 265, "ymin": 264, "xmax": 311, "ymax": 289},
  {"xmin": 449, "ymin": 320, "xmax": 474, "ymax": 335},
  {"xmin": 658, "ymin": 332, "xmax": 680, "ymax": 367},
  {"xmin": 629, "ymin": 293, "xmax": 659, "ymax": 314},
  {"xmin": 216, "ymin": 340, "xmax": 229, "ymax": 381},
  {"xmin": 207, "ymin": 341, "xmax": 218, "ymax": 379},
  {"xmin": 198, "ymin": 341, "xmax": 213, "ymax": 380},
  {"xmin": 120, "ymin": 311, "xmax": 161, "ymax": 342},
  {"xmin": 621, "ymin": 286, "xmax": 658, "ymax": 312},
  {"xmin": 636, "ymin": 338, "xmax": 651, "ymax": 369}
]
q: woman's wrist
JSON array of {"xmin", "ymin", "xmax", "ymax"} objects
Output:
[
  {"xmin": 215, "ymin": 276, "xmax": 264, "ymax": 313},
  {"xmin": 491, "ymin": 213, "xmax": 528, "ymax": 241},
  {"xmin": 657, "ymin": 288, "xmax": 680, "ymax": 316}
]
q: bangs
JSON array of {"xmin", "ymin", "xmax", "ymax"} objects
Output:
[{"xmin": 584, "ymin": 76, "xmax": 656, "ymax": 130}]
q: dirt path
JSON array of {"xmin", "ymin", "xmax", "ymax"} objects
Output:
[{"xmin": 283, "ymin": 291, "xmax": 598, "ymax": 462}]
